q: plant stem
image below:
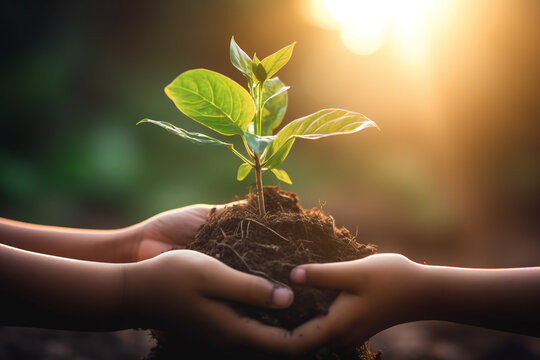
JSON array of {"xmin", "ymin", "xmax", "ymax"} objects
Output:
[
  {"xmin": 254, "ymin": 157, "xmax": 266, "ymax": 217},
  {"xmin": 257, "ymin": 83, "xmax": 263, "ymax": 136}
]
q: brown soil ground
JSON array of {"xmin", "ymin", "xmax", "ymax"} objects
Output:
[{"xmin": 147, "ymin": 186, "xmax": 381, "ymax": 360}]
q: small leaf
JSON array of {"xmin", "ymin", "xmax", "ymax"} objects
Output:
[
  {"xmin": 242, "ymin": 130, "xmax": 275, "ymax": 156},
  {"xmin": 261, "ymin": 42, "xmax": 296, "ymax": 78},
  {"xmin": 261, "ymin": 137, "xmax": 295, "ymax": 169},
  {"xmin": 251, "ymin": 54, "xmax": 267, "ymax": 83},
  {"xmin": 270, "ymin": 168, "xmax": 292, "ymax": 184},
  {"xmin": 253, "ymin": 64, "xmax": 267, "ymax": 83},
  {"xmin": 230, "ymin": 36, "xmax": 252, "ymax": 78},
  {"xmin": 138, "ymin": 119, "xmax": 252, "ymax": 164},
  {"xmin": 261, "ymin": 77, "xmax": 289, "ymax": 135},
  {"xmin": 237, "ymin": 163, "xmax": 252, "ymax": 181},
  {"xmin": 165, "ymin": 69, "xmax": 255, "ymax": 136},
  {"xmin": 252, "ymin": 53, "xmax": 261, "ymax": 65},
  {"xmin": 263, "ymin": 109, "xmax": 377, "ymax": 168}
]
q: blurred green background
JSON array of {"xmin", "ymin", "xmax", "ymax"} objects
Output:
[{"xmin": 1, "ymin": 0, "xmax": 539, "ymax": 358}]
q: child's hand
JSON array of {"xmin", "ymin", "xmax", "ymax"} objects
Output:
[
  {"xmin": 288, "ymin": 254, "xmax": 422, "ymax": 352},
  {"xmin": 0, "ymin": 203, "xmax": 238, "ymax": 264},
  {"xmin": 133, "ymin": 202, "xmax": 240, "ymax": 261},
  {"xmin": 288, "ymin": 253, "xmax": 540, "ymax": 354},
  {"xmin": 125, "ymin": 249, "xmax": 295, "ymax": 353}
]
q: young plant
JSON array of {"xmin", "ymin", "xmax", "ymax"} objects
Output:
[{"xmin": 138, "ymin": 37, "xmax": 377, "ymax": 216}]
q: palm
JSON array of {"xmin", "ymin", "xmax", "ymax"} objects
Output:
[
  {"xmin": 135, "ymin": 205, "xmax": 214, "ymax": 261},
  {"xmin": 135, "ymin": 203, "xmax": 239, "ymax": 261}
]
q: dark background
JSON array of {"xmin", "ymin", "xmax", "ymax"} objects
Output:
[{"xmin": 1, "ymin": 0, "xmax": 539, "ymax": 359}]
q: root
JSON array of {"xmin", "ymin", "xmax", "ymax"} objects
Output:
[
  {"xmin": 246, "ymin": 218, "xmax": 291, "ymax": 243},
  {"xmin": 216, "ymin": 242, "xmax": 272, "ymax": 280}
]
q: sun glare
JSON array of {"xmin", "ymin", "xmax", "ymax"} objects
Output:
[{"xmin": 306, "ymin": 0, "xmax": 448, "ymax": 58}]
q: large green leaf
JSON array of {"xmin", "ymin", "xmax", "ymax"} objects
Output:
[
  {"xmin": 137, "ymin": 119, "xmax": 251, "ymax": 164},
  {"xmin": 270, "ymin": 168, "xmax": 292, "ymax": 184},
  {"xmin": 237, "ymin": 163, "xmax": 252, "ymax": 181},
  {"xmin": 165, "ymin": 69, "xmax": 255, "ymax": 136},
  {"xmin": 261, "ymin": 42, "xmax": 295, "ymax": 79},
  {"xmin": 262, "ymin": 109, "xmax": 377, "ymax": 168},
  {"xmin": 261, "ymin": 77, "xmax": 289, "ymax": 136},
  {"xmin": 230, "ymin": 36, "xmax": 252, "ymax": 78}
]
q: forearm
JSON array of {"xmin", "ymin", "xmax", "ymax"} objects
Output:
[
  {"xmin": 0, "ymin": 217, "xmax": 140, "ymax": 263},
  {"xmin": 0, "ymin": 243, "xmax": 133, "ymax": 331},
  {"xmin": 418, "ymin": 263, "xmax": 540, "ymax": 336}
]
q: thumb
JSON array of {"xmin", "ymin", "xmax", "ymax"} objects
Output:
[
  {"xmin": 203, "ymin": 259, "xmax": 294, "ymax": 309},
  {"xmin": 290, "ymin": 261, "xmax": 358, "ymax": 291}
]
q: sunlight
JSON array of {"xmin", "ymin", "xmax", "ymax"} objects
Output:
[
  {"xmin": 322, "ymin": 0, "xmax": 386, "ymax": 55},
  {"xmin": 307, "ymin": 0, "xmax": 448, "ymax": 58}
]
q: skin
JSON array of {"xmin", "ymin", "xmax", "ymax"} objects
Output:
[
  {"xmin": 5, "ymin": 206, "xmax": 537, "ymax": 356},
  {"xmin": 0, "ymin": 203, "xmax": 299, "ymax": 355},
  {"xmin": 0, "ymin": 203, "xmax": 237, "ymax": 263},
  {"xmin": 288, "ymin": 253, "xmax": 540, "ymax": 354}
]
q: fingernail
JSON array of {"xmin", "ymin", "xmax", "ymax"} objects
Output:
[
  {"xmin": 272, "ymin": 287, "xmax": 293, "ymax": 307},
  {"xmin": 291, "ymin": 267, "xmax": 306, "ymax": 284}
]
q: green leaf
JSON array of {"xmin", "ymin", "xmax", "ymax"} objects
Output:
[
  {"xmin": 261, "ymin": 77, "xmax": 289, "ymax": 136},
  {"xmin": 270, "ymin": 168, "xmax": 292, "ymax": 184},
  {"xmin": 165, "ymin": 69, "xmax": 255, "ymax": 136},
  {"xmin": 261, "ymin": 42, "xmax": 296, "ymax": 79},
  {"xmin": 242, "ymin": 130, "xmax": 275, "ymax": 156},
  {"xmin": 137, "ymin": 119, "xmax": 252, "ymax": 164},
  {"xmin": 261, "ymin": 137, "xmax": 295, "ymax": 169},
  {"xmin": 263, "ymin": 109, "xmax": 377, "ymax": 168},
  {"xmin": 137, "ymin": 119, "xmax": 233, "ymax": 146},
  {"xmin": 237, "ymin": 163, "xmax": 252, "ymax": 181},
  {"xmin": 230, "ymin": 36, "xmax": 252, "ymax": 78},
  {"xmin": 251, "ymin": 54, "xmax": 267, "ymax": 83}
]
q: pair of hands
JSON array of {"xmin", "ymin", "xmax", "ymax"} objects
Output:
[
  {"xmin": 3, "ymin": 203, "xmax": 536, "ymax": 354},
  {"xmin": 132, "ymin": 203, "xmax": 417, "ymax": 355}
]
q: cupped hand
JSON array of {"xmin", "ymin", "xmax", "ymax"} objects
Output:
[
  {"xmin": 124, "ymin": 249, "xmax": 299, "ymax": 354},
  {"xmin": 133, "ymin": 202, "xmax": 240, "ymax": 261},
  {"xmin": 288, "ymin": 253, "xmax": 424, "ymax": 352}
]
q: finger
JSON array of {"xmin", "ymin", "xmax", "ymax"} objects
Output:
[
  {"xmin": 197, "ymin": 298, "xmax": 301, "ymax": 356},
  {"xmin": 200, "ymin": 257, "xmax": 293, "ymax": 309},
  {"xmin": 213, "ymin": 200, "xmax": 247, "ymax": 216},
  {"xmin": 290, "ymin": 261, "xmax": 361, "ymax": 291},
  {"xmin": 288, "ymin": 293, "xmax": 359, "ymax": 353}
]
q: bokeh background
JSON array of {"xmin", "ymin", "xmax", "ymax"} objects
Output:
[{"xmin": 1, "ymin": 0, "xmax": 539, "ymax": 359}]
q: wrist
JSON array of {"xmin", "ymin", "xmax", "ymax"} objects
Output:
[
  {"xmin": 115, "ymin": 225, "xmax": 144, "ymax": 263},
  {"xmin": 414, "ymin": 263, "xmax": 467, "ymax": 322},
  {"xmin": 411, "ymin": 263, "xmax": 440, "ymax": 321},
  {"xmin": 390, "ymin": 258, "xmax": 435, "ymax": 324},
  {"xmin": 121, "ymin": 260, "xmax": 152, "ymax": 328}
]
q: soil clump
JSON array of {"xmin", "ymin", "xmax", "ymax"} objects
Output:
[{"xmin": 147, "ymin": 186, "xmax": 380, "ymax": 360}]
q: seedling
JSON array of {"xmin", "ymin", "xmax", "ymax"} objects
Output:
[{"xmin": 138, "ymin": 37, "xmax": 377, "ymax": 216}]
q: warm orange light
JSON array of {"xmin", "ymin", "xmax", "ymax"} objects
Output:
[{"xmin": 306, "ymin": 0, "xmax": 449, "ymax": 58}]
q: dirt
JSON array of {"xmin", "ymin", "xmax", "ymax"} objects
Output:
[{"xmin": 147, "ymin": 186, "xmax": 381, "ymax": 360}]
